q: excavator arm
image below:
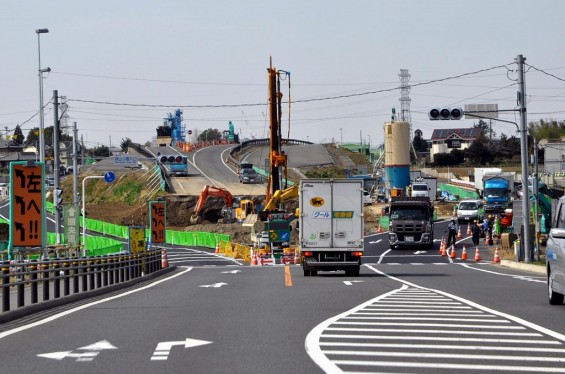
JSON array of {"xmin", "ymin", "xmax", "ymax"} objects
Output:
[{"xmin": 189, "ymin": 185, "xmax": 234, "ymax": 224}]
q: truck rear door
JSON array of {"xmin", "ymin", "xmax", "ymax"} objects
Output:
[
  {"xmin": 301, "ymin": 181, "xmax": 332, "ymax": 248},
  {"xmin": 332, "ymin": 181, "xmax": 363, "ymax": 249}
]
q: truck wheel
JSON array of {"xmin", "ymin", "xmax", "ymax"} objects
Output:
[
  {"xmin": 311, "ymin": 270, "xmax": 318, "ymax": 276},
  {"xmin": 303, "ymin": 269, "xmax": 311, "ymax": 277}
]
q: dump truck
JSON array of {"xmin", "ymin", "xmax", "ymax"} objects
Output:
[
  {"xmin": 388, "ymin": 196, "xmax": 434, "ymax": 249},
  {"xmin": 474, "ymin": 168, "xmax": 515, "ymax": 212},
  {"xmin": 299, "ymin": 179, "xmax": 364, "ymax": 276}
]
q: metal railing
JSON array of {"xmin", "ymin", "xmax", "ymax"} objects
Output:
[{"xmin": 1, "ymin": 250, "xmax": 167, "ymax": 316}]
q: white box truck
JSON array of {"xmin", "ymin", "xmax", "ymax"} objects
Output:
[{"xmin": 299, "ymin": 179, "xmax": 364, "ymax": 276}]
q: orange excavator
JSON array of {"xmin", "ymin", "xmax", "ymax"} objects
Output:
[{"xmin": 189, "ymin": 185, "xmax": 234, "ymax": 225}]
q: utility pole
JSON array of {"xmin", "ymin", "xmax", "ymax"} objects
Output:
[
  {"xmin": 73, "ymin": 122, "xmax": 79, "ymax": 211},
  {"xmin": 517, "ymin": 54, "xmax": 532, "ymax": 263},
  {"xmin": 53, "ymin": 90, "xmax": 61, "ymax": 244},
  {"xmin": 534, "ymin": 139, "xmax": 540, "ymax": 261}
]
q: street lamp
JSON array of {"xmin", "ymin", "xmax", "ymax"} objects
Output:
[
  {"xmin": 36, "ymin": 28, "xmax": 50, "ymax": 164},
  {"xmin": 82, "ymin": 175, "xmax": 104, "ymax": 256},
  {"xmin": 339, "ymin": 128, "xmax": 343, "ymax": 144}
]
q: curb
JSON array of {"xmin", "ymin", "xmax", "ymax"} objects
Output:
[{"xmin": 500, "ymin": 260, "xmax": 546, "ymax": 275}]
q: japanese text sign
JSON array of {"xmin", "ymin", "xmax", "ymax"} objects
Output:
[
  {"xmin": 10, "ymin": 162, "xmax": 45, "ymax": 247},
  {"xmin": 150, "ymin": 201, "xmax": 166, "ymax": 244}
]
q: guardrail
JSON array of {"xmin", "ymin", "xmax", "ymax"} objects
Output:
[{"xmin": 0, "ymin": 250, "xmax": 170, "ymax": 321}]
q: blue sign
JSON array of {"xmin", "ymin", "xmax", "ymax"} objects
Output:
[{"xmin": 104, "ymin": 171, "xmax": 116, "ymax": 183}]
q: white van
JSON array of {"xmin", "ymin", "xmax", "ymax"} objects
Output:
[
  {"xmin": 411, "ymin": 182, "xmax": 429, "ymax": 198},
  {"xmin": 456, "ymin": 199, "xmax": 484, "ymax": 224},
  {"xmin": 547, "ymin": 196, "xmax": 565, "ymax": 304}
]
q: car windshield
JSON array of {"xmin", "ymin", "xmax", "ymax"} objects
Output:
[
  {"xmin": 412, "ymin": 184, "xmax": 427, "ymax": 191},
  {"xmin": 485, "ymin": 188, "xmax": 507, "ymax": 198},
  {"xmin": 242, "ymin": 169, "xmax": 256, "ymax": 175},
  {"xmin": 459, "ymin": 202, "xmax": 477, "ymax": 210},
  {"xmin": 390, "ymin": 207, "xmax": 428, "ymax": 220}
]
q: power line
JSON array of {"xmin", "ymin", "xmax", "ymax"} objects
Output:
[
  {"xmin": 66, "ymin": 63, "xmax": 514, "ymax": 109},
  {"xmin": 526, "ymin": 64, "xmax": 565, "ymax": 82}
]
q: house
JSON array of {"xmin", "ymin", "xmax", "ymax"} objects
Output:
[{"xmin": 429, "ymin": 128, "xmax": 481, "ymax": 160}]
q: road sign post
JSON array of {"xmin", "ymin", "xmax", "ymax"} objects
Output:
[
  {"xmin": 149, "ymin": 201, "xmax": 167, "ymax": 245},
  {"xmin": 9, "ymin": 161, "xmax": 46, "ymax": 253}
]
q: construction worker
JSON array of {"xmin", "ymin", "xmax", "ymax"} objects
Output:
[
  {"xmin": 471, "ymin": 220, "xmax": 481, "ymax": 246},
  {"xmin": 447, "ymin": 218, "xmax": 459, "ymax": 247}
]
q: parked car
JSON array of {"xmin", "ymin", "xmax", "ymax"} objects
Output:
[
  {"xmin": 239, "ymin": 168, "xmax": 260, "ymax": 184},
  {"xmin": 363, "ymin": 190, "xmax": 374, "ymax": 205},
  {"xmin": 45, "ymin": 175, "xmax": 55, "ymax": 187},
  {"xmin": 456, "ymin": 199, "xmax": 484, "ymax": 224},
  {"xmin": 548, "ymin": 195, "xmax": 565, "ymax": 304}
]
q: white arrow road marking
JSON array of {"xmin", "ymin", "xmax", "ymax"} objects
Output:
[
  {"xmin": 343, "ymin": 280, "xmax": 364, "ymax": 286},
  {"xmin": 151, "ymin": 338, "xmax": 212, "ymax": 361},
  {"xmin": 368, "ymin": 239, "xmax": 382, "ymax": 244},
  {"xmin": 37, "ymin": 340, "xmax": 117, "ymax": 362},
  {"xmin": 79, "ymin": 340, "xmax": 117, "ymax": 351},
  {"xmin": 414, "ymin": 251, "xmax": 427, "ymax": 255},
  {"xmin": 221, "ymin": 270, "xmax": 241, "ymax": 274},
  {"xmin": 199, "ymin": 282, "xmax": 228, "ymax": 288}
]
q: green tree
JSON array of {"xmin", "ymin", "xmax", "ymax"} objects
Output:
[
  {"xmin": 13, "ymin": 125, "xmax": 24, "ymax": 145},
  {"xmin": 120, "ymin": 137, "xmax": 132, "ymax": 153},
  {"xmin": 433, "ymin": 153, "xmax": 454, "ymax": 166},
  {"xmin": 25, "ymin": 127, "xmax": 39, "ymax": 146},
  {"xmin": 197, "ymin": 128, "xmax": 222, "ymax": 142},
  {"xmin": 450, "ymin": 149, "xmax": 465, "ymax": 164},
  {"xmin": 90, "ymin": 145, "xmax": 110, "ymax": 157},
  {"xmin": 466, "ymin": 134, "xmax": 494, "ymax": 165},
  {"xmin": 528, "ymin": 118, "xmax": 565, "ymax": 140},
  {"xmin": 412, "ymin": 129, "xmax": 428, "ymax": 152}
]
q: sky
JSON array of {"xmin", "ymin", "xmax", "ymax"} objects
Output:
[{"xmin": 2, "ymin": 0, "xmax": 565, "ymax": 149}]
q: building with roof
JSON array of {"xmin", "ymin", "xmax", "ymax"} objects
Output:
[{"xmin": 430, "ymin": 128, "xmax": 481, "ymax": 160}]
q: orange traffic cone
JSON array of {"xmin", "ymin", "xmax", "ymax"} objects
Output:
[
  {"xmin": 250, "ymin": 251, "xmax": 258, "ymax": 266},
  {"xmin": 474, "ymin": 246, "xmax": 482, "ymax": 262},
  {"xmin": 485, "ymin": 232, "xmax": 490, "ymax": 245},
  {"xmin": 439, "ymin": 237, "xmax": 445, "ymax": 254},
  {"xmin": 161, "ymin": 249, "xmax": 169, "ymax": 268},
  {"xmin": 377, "ymin": 222, "xmax": 383, "ymax": 233},
  {"xmin": 215, "ymin": 242, "xmax": 220, "ymax": 254},
  {"xmin": 450, "ymin": 245, "xmax": 457, "ymax": 259},
  {"xmin": 493, "ymin": 247, "xmax": 501, "ymax": 263},
  {"xmin": 441, "ymin": 243, "xmax": 447, "ymax": 256},
  {"xmin": 466, "ymin": 224, "xmax": 471, "ymax": 236},
  {"xmin": 461, "ymin": 245, "xmax": 468, "ymax": 260},
  {"xmin": 453, "ymin": 209, "xmax": 457, "ymax": 217},
  {"xmin": 457, "ymin": 226, "xmax": 462, "ymax": 240}
]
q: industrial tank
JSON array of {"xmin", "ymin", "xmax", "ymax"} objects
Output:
[{"xmin": 384, "ymin": 121, "xmax": 410, "ymax": 193}]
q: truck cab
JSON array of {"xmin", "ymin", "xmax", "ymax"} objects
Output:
[
  {"xmin": 410, "ymin": 182, "xmax": 429, "ymax": 198},
  {"xmin": 388, "ymin": 197, "xmax": 434, "ymax": 250}
]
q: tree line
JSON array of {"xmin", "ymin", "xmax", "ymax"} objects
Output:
[{"xmin": 413, "ymin": 119, "xmax": 565, "ymax": 167}]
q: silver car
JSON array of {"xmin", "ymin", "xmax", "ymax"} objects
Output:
[
  {"xmin": 239, "ymin": 168, "xmax": 260, "ymax": 184},
  {"xmin": 547, "ymin": 195, "xmax": 565, "ymax": 304}
]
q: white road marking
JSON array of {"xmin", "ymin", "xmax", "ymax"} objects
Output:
[
  {"xmin": 150, "ymin": 338, "xmax": 211, "ymax": 361},
  {"xmin": 460, "ymin": 263, "xmax": 545, "ymax": 283},
  {"xmin": 305, "ymin": 266, "xmax": 565, "ymax": 373},
  {"xmin": 377, "ymin": 249, "xmax": 391, "ymax": 264},
  {"xmin": 343, "ymin": 280, "xmax": 364, "ymax": 286},
  {"xmin": 0, "ymin": 267, "xmax": 193, "ymax": 340}
]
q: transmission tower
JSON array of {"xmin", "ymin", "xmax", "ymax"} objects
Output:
[{"xmin": 399, "ymin": 69, "xmax": 417, "ymax": 159}]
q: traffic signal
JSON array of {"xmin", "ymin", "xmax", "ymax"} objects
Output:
[
  {"xmin": 428, "ymin": 107, "xmax": 464, "ymax": 120},
  {"xmin": 55, "ymin": 188, "xmax": 63, "ymax": 206}
]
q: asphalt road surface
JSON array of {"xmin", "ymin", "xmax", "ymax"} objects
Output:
[{"xmin": 1, "ymin": 222, "xmax": 563, "ymax": 373}]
